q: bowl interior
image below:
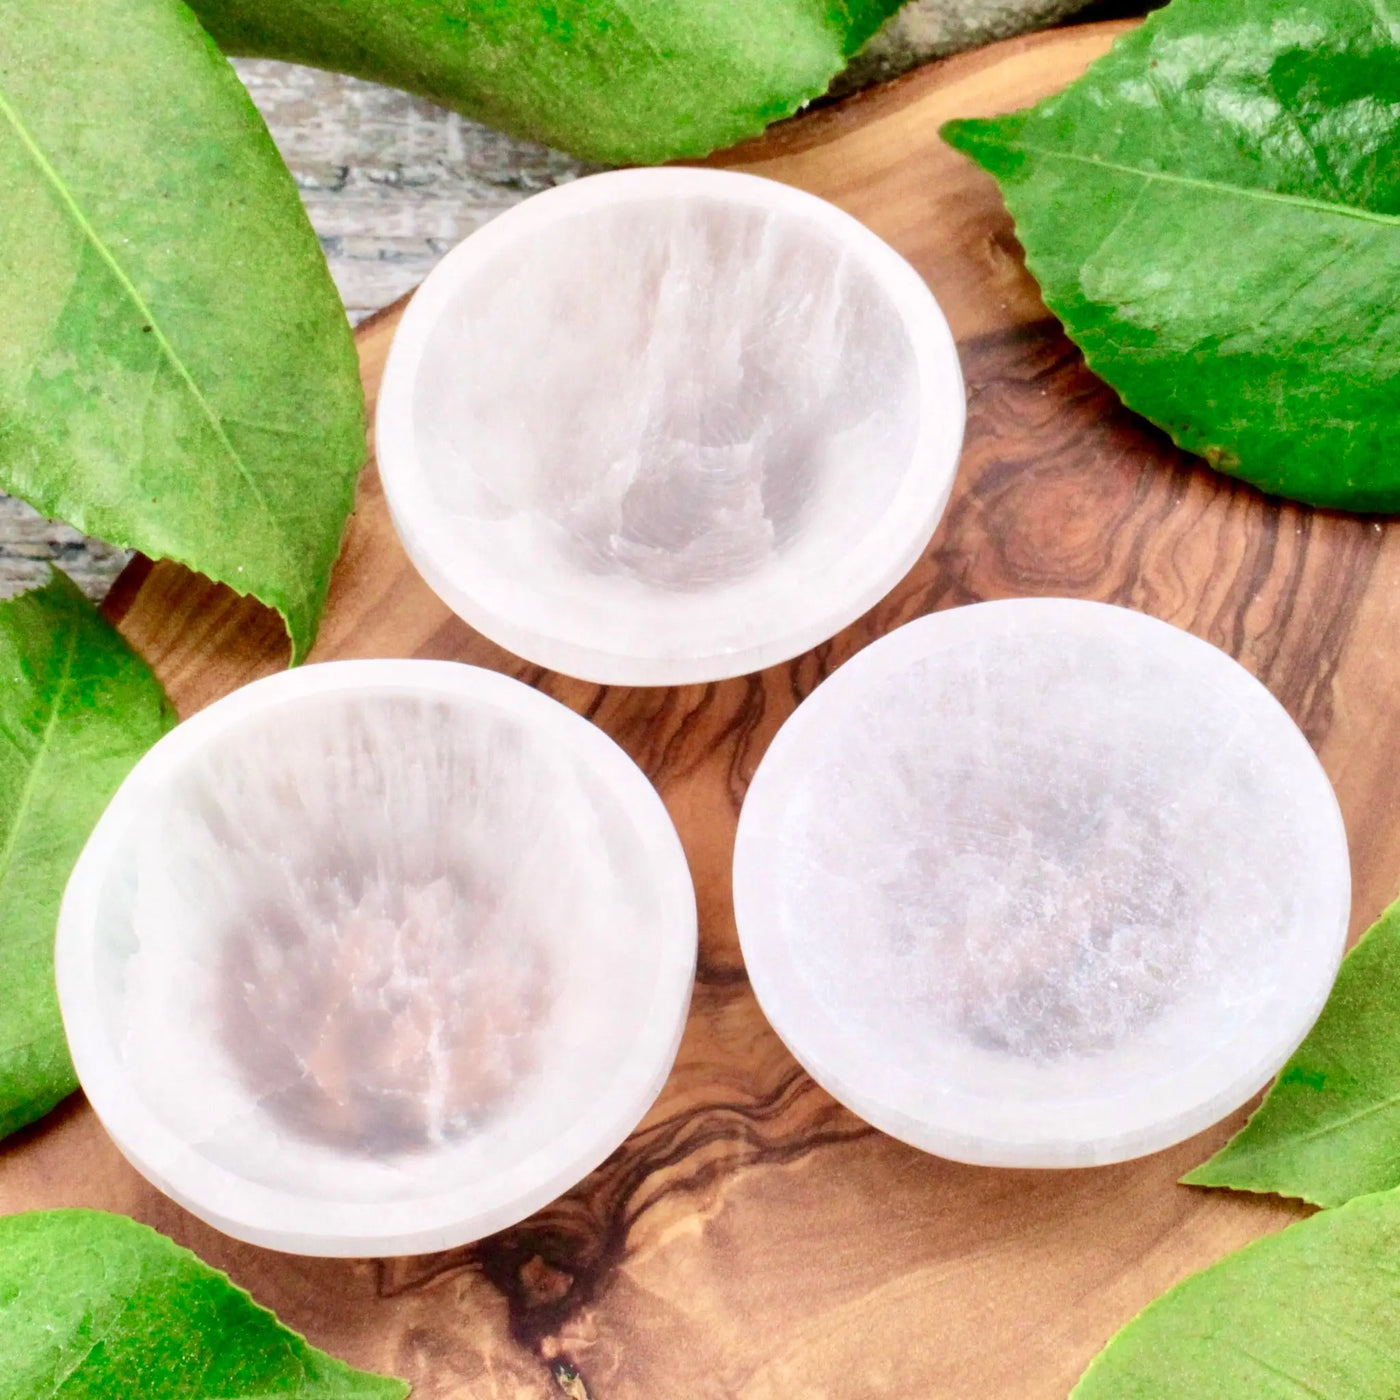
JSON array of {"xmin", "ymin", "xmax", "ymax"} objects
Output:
[
  {"xmin": 734, "ymin": 600, "xmax": 1351, "ymax": 1166},
  {"xmin": 383, "ymin": 171, "xmax": 963, "ymax": 681},
  {"xmin": 64, "ymin": 669, "xmax": 694, "ymax": 1247}
]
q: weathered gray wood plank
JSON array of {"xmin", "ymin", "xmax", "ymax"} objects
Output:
[{"xmin": 1, "ymin": 0, "xmax": 1100, "ymax": 601}]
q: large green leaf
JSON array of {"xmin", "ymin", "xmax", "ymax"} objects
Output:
[
  {"xmin": 0, "ymin": 571, "xmax": 175, "ymax": 1141},
  {"xmin": 0, "ymin": 1210, "xmax": 409, "ymax": 1398},
  {"xmin": 942, "ymin": 0, "xmax": 1400, "ymax": 511},
  {"xmin": 0, "ymin": 0, "xmax": 365, "ymax": 661},
  {"xmin": 1183, "ymin": 895, "xmax": 1400, "ymax": 1208},
  {"xmin": 1072, "ymin": 1186, "xmax": 1400, "ymax": 1398},
  {"xmin": 189, "ymin": 0, "xmax": 906, "ymax": 165}
]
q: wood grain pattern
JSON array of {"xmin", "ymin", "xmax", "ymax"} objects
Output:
[
  {"xmin": 0, "ymin": 0, "xmax": 1112, "ymax": 601},
  {"xmin": 3, "ymin": 21, "xmax": 1390, "ymax": 1397}
]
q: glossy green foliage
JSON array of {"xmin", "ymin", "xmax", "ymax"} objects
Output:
[
  {"xmin": 1072, "ymin": 1187, "xmax": 1400, "ymax": 1397},
  {"xmin": 943, "ymin": 0, "xmax": 1400, "ymax": 511},
  {"xmin": 0, "ymin": 573, "xmax": 174, "ymax": 1141},
  {"xmin": 1184, "ymin": 895, "xmax": 1400, "ymax": 1208},
  {"xmin": 189, "ymin": 0, "xmax": 906, "ymax": 164},
  {"xmin": 0, "ymin": 0, "xmax": 365, "ymax": 661},
  {"xmin": 0, "ymin": 1211, "xmax": 409, "ymax": 1398}
]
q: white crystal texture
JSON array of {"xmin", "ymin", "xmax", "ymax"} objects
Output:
[
  {"xmin": 57, "ymin": 662, "xmax": 696, "ymax": 1255},
  {"xmin": 376, "ymin": 168, "xmax": 965, "ymax": 684},
  {"xmin": 733, "ymin": 599, "xmax": 1352, "ymax": 1167}
]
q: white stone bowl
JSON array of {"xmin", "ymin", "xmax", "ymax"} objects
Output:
[
  {"xmin": 733, "ymin": 599, "xmax": 1351, "ymax": 1168},
  {"xmin": 376, "ymin": 167, "xmax": 965, "ymax": 686},
  {"xmin": 56, "ymin": 661, "xmax": 696, "ymax": 1256}
]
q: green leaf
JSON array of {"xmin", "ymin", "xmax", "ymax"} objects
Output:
[
  {"xmin": 0, "ymin": 1210, "xmax": 409, "ymax": 1398},
  {"xmin": 1072, "ymin": 1186, "xmax": 1400, "ymax": 1398},
  {"xmin": 0, "ymin": 0, "xmax": 365, "ymax": 662},
  {"xmin": 1183, "ymin": 895, "xmax": 1400, "ymax": 1208},
  {"xmin": 188, "ymin": 0, "xmax": 905, "ymax": 165},
  {"xmin": 0, "ymin": 571, "xmax": 175, "ymax": 1141},
  {"xmin": 942, "ymin": 0, "xmax": 1400, "ymax": 511}
]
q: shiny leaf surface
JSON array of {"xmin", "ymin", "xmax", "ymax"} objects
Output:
[
  {"xmin": 1185, "ymin": 895, "xmax": 1400, "ymax": 1208},
  {"xmin": 0, "ymin": 572, "xmax": 173, "ymax": 1141},
  {"xmin": 944, "ymin": 0, "xmax": 1400, "ymax": 510},
  {"xmin": 190, "ymin": 0, "xmax": 906, "ymax": 164},
  {"xmin": 0, "ymin": 0, "xmax": 365, "ymax": 659},
  {"xmin": 0, "ymin": 1211, "xmax": 409, "ymax": 1398}
]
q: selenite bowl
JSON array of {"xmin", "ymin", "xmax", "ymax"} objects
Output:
[
  {"xmin": 733, "ymin": 599, "xmax": 1351, "ymax": 1168},
  {"xmin": 56, "ymin": 661, "xmax": 697, "ymax": 1255},
  {"xmin": 376, "ymin": 167, "xmax": 964, "ymax": 685}
]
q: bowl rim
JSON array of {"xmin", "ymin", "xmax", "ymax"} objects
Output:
[
  {"xmin": 375, "ymin": 165, "xmax": 967, "ymax": 686},
  {"xmin": 732, "ymin": 597, "xmax": 1353, "ymax": 1168},
  {"xmin": 56, "ymin": 658, "xmax": 697, "ymax": 1256}
]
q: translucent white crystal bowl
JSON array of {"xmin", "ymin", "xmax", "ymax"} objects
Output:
[
  {"xmin": 56, "ymin": 661, "xmax": 697, "ymax": 1256},
  {"xmin": 376, "ymin": 167, "xmax": 965, "ymax": 686},
  {"xmin": 733, "ymin": 599, "xmax": 1352, "ymax": 1168}
]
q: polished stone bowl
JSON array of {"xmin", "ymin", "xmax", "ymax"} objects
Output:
[
  {"xmin": 376, "ymin": 167, "xmax": 965, "ymax": 685},
  {"xmin": 57, "ymin": 661, "xmax": 696, "ymax": 1255},
  {"xmin": 733, "ymin": 598, "xmax": 1351, "ymax": 1167}
]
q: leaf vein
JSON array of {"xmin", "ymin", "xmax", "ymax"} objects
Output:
[
  {"xmin": 1006, "ymin": 143, "xmax": 1400, "ymax": 227},
  {"xmin": 1258, "ymin": 1087, "xmax": 1400, "ymax": 1148},
  {"xmin": 1222, "ymin": 1340, "xmax": 1342, "ymax": 1399},
  {"xmin": 0, "ymin": 608, "xmax": 77, "ymax": 899},
  {"xmin": 0, "ymin": 80, "xmax": 286, "ymax": 538}
]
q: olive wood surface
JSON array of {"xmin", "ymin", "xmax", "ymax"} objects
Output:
[{"xmin": 4, "ymin": 21, "xmax": 1384, "ymax": 1398}]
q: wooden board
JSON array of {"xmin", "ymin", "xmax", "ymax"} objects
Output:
[{"xmin": 7, "ymin": 19, "xmax": 1394, "ymax": 1396}]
